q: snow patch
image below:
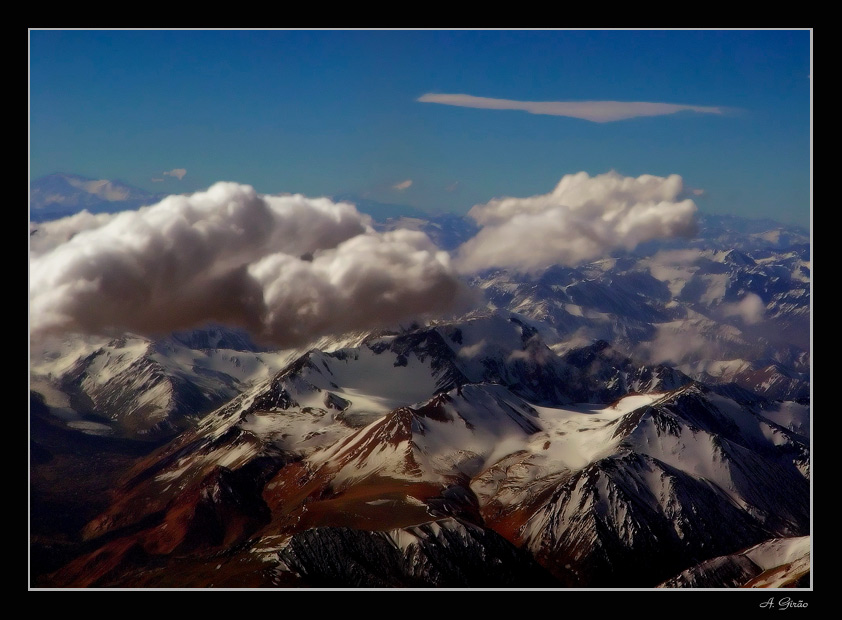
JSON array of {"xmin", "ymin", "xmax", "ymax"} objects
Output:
[
  {"xmin": 744, "ymin": 536, "xmax": 810, "ymax": 570},
  {"xmin": 67, "ymin": 420, "xmax": 114, "ymax": 436}
]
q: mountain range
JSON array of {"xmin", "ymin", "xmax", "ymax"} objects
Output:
[
  {"xmin": 29, "ymin": 174, "xmax": 171, "ymax": 222},
  {"xmin": 29, "ymin": 176, "xmax": 811, "ymax": 589}
]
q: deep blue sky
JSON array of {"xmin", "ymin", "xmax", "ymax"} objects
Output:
[{"xmin": 29, "ymin": 29, "xmax": 811, "ymax": 227}]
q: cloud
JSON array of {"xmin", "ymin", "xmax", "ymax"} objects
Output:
[
  {"xmin": 445, "ymin": 181, "xmax": 460, "ymax": 192},
  {"xmin": 29, "ymin": 173, "xmax": 703, "ymax": 347},
  {"xmin": 418, "ymin": 93, "xmax": 725, "ymax": 123},
  {"xmin": 30, "ymin": 210, "xmax": 114, "ymax": 256},
  {"xmin": 454, "ymin": 171, "xmax": 698, "ymax": 274},
  {"xmin": 164, "ymin": 168, "xmax": 187, "ymax": 180},
  {"xmin": 30, "ymin": 182, "xmax": 469, "ymax": 347},
  {"xmin": 722, "ymin": 293, "xmax": 766, "ymax": 325},
  {"xmin": 151, "ymin": 178, "xmax": 165, "ymax": 183},
  {"xmin": 393, "ymin": 179, "xmax": 413, "ymax": 191},
  {"xmin": 249, "ymin": 230, "xmax": 470, "ymax": 345},
  {"xmin": 643, "ymin": 323, "xmax": 721, "ymax": 366}
]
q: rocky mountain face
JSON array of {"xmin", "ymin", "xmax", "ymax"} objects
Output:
[
  {"xmin": 518, "ymin": 383, "xmax": 809, "ymax": 587},
  {"xmin": 270, "ymin": 518, "xmax": 558, "ymax": 587}
]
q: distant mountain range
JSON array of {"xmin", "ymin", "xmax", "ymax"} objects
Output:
[
  {"xmin": 29, "ymin": 173, "xmax": 810, "ymax": 249},
  {"xmin": 29, "ymin": 174, "xmax": 170, "ymax": 221},
  {"xmin": 29, "ymin": 174, "xmax": 439, "ymax": 224}
]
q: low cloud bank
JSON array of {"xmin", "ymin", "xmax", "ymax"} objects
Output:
[
  {"xmin": 30, "ymin": 172, "xmax": 698, "ymax": 346},
  {"xmin": 30, "ymin": 182, "xmax": 468, "ymax": 347}
]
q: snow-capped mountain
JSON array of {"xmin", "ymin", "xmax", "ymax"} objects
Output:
[
  {"xmin": 36, "ymin": 314, "xmax": 809, "ymax": 588},
  {"xmin": 518, "ymin": 383, "xmax": 809, "ymax": 587},
  {"xmin": 30, "ymin": 327, "xmax": 294, "ymax": 440},
  {"xmin": 30, "ymin": 174, "xmax": 169, "ymax": 221}
]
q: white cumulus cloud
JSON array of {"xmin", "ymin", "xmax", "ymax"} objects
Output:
[
  {"xmin": 454, "ymin": 171, "xmax": 698, "ymax": 274},
  {"xmin": 393, "ymin": 179, "xmax": 413, "ymax": 191},
  {"xmin": 29, "ymin": 182, "xmax": 468, "ymax": 347},
  {"xmin": 249, "ymin": 230, "xmax": 467, "ymax": 345},
  {"xmin": 418, "ymin": 93, "xmax": 725, "ymax": 123}
]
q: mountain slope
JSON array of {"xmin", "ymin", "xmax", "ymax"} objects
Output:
[
  {"xmin": 269, "ymin": 517, "xmax": 558, "ymax": 588},
  {"xmin": 30, "ymin": 330, "xmax": 292, "ymax": 440},
  {"xmin": 658, "ymin": 536, "xmax": 810, "ymax": 588},
  {"xmin": 38, "ymin": 319, "xmax": 809, "ymax": 589},
  {"xmin": 518, "ymin": 384, "xmax": 809, "ymax": 587}
]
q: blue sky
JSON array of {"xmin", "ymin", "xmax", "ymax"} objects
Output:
[{"xmin": 29, "ymin": 29, "xmax": 811, "ymax": 228}]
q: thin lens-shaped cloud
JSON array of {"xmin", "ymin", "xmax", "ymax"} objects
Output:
[
  {"xmin": 164, "ymin": 168, "xmax": 187, "ymax": 180},
  {"xmin": 418, "ymin": 93, "xmax": 725, "ymax": 123}
]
